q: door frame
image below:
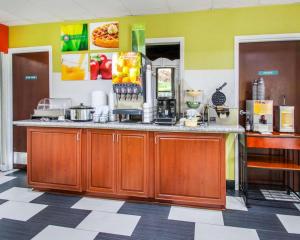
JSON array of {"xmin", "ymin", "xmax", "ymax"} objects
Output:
[
  {"xmin": 6, "ymin": 46, "xmax": 52, "ymax": 166},
  {"xmin": 145, "ymin": 37, "xmax": 184, "ymax": 115},
  {"xmin": 234, "ymin": 33, "xmax": 300, "ymax": 190}
]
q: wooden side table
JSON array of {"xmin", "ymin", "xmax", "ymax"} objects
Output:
[{"xmin": 239, "ymin": 132, "xmax": 300, "ymax": 205}]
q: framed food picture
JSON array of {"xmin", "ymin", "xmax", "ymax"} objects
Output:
[
  {"xmin": 61, "ymin": 54, "xmax": 89, "ymax": 81},
  {"xmin": 90, "ymin": 53, "xmax": 113, "ymax": 80},
  {"xmin": 61, "ymin": 24, "xmax": 88, "ymax": 52},
  {"xmin": 89, "ymin": 22, "xmax": 119, "ymax": 50}
]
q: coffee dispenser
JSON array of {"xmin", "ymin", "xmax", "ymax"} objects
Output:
[
  {"xmin": 155, "ymin": 67, "xmax": 177, "ymax": 125},
  {"xmin": 246, "ymin": 100, "xmax": 273, "ymax": 133}
]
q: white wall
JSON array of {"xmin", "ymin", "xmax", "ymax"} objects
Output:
[
  {"xmin": 184, "ymin": 69, "xmax": 235, "ymax": 107},
  {"xmin": 51, "ymin": 69, "xmax": 236, "ymax": 108},
  {"xmin": 51, "ymin": 72, "xmax": 112, "ymax": 106}
]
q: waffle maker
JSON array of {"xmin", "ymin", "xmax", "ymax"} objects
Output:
[{"xmin": 211, "ymin": 83, "xmax": 230, "ymax": 118}]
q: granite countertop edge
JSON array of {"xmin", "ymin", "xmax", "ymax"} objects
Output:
[{"xmin": 13, "ymin": 120, "xmax": 245, "ymax": 134}]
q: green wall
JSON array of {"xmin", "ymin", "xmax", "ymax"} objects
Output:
[{"xmin": 9, "ymin": 3, "xmax": 300, "ymax": 72}]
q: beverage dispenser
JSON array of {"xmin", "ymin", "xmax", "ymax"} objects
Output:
[{"xmin": 112, "ymin": 52, "xmax": 152, "ymax": 122}]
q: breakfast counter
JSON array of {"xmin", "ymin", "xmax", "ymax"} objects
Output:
[
  {"xmin": 13, "ymin": 119, "xmax": 244, "ymax": 134},
  {"xmin": 14, "ymin": 120, "xmax": 243, "ymax": 209}
]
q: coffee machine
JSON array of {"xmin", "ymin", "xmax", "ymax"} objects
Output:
[
  {"xmin": 246, "ymin": 100, "xmax": 273, "ymax": 133},
  {"xmin": 155, "ymin": 67, "xmax": 177, "ymax": 125},
  {"xmin": 112, "ymin": 52, "xmax": 152, "ymax": 122}
]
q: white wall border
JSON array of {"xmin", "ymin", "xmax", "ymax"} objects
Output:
[
  {"xmin": 234, "ymin": 33, "xmax": 300, "ymax": 190},
  {"xmin": 6, "ymin": 46, "xmax": 52, "ymax": 167},
  {"xmin": 146, "ymin": 37, "xmax": 184, "ymax": 115},
  {"xmin": 9, "ymin": 46, "xmax": 53, "ymax": 96}
]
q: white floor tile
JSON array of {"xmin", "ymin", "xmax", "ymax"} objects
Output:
[
  {"xmin": 0, "ymin": 201, "xmax": 47, "ymax": 221},
  {"xmin": 77, "ymin": 211, "xmax": 140, "ymax": 236},
  {"xmin": 195, "ymin": 223, "xmax": 259, "ymax": 240},
  {"xmin": 0, "ymin": 169, "xmax": 18, "ymax": 176},
  {"xmin": 168, "ymin": 206, "xmax": 224, "ymax": 225},
  {"xmin": 72, "ymin": 197, "xmax": 125, "ymax": 213},
  {"xmin": 32, "ymin": 225, "xmax": 98, "ymax": 240},
  {"xmin": 226, "ymin": 196, "xmax": 248, "ymax": 211},
  {"xmin": 0, "ymin": 187, "xmax": 43, "ymax": 202},
  {"xmin": 295, "ymin": 203, "xmax": 300, "ymax": 211},
  {"xmin": 277, "ymin": 214, "xmax": 300, "ymax": 234},
  {"xmin": 0, "ymin": 176, "xmax": 16, "ymax": 185}
]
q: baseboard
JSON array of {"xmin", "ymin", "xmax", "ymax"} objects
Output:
[
  {"xmin": 226, "ymin": 180, "xmax": 235, "ymax": 190},
  {"xmin": 13, "ymin": 164, "xmax": 27, "ymax": 170},
  {"xmin": 13, "ymin": 152, "xmax": 27, "ymax": 165}
]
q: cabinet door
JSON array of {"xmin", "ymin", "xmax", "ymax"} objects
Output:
[
  {"xmin": 87, "ymin": 130, "xmax": 116, "ymax": 194},
  {"xmin": 155, "ymin": 133, "xmax": 225, "ymax": 208},
  {"xmin": 27, "ymin": 128, "xmax": 82, "ymax": 191},
  {"xmin": 117, "ymin": 131, "xmax": 149, "ymax": 197}
]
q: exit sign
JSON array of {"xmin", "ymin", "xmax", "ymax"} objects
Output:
[
  {"xmin": 258, "ymin": 70, "xmax": 279, "ymax": 76},
  {"xmin": 25, "ymin": 75, "xmax": 38, "ymax": 80}
]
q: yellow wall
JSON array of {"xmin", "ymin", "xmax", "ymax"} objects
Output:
[
  {"xmin": 8, "ymin": 4, "xmax": 300, "ymax": 180},
  {"xmin": 226, "ymin": 134, "xmax": 236, "ymax": 180},
  {"xmin": 9, "ymin": 4, "xmax": 300, "ymax": 72}
]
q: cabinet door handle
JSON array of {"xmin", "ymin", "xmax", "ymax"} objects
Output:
[
  {"xmin": 155, "ymin": 136, "xmax": 158, "ymax": 144},
  {"xmin": 117, "ymin": 134, "xmax": 119, "ymax": 143},
  {"xmin": 76, "ymin": 133, "xmax": 80, "ymax": 141},
  {"xmin": 113, "ymin": 133, "xmax": 115, "ymax": 143}
]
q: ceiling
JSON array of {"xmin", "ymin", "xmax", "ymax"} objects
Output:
[{"xmin": 0, "ymin": 0, "xmax": 299, "ymax": 26}]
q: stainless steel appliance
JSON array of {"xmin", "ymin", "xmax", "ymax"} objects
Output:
[
  {"xmin": 155, "ymin": 67, "xmax": 177, "ymax": 125},
  {"xmin": 156, "ymin": 99, "xmax": 176, "ymax": 125},
  {"xmin": 69, "ymin": 103, "xmax": 94, "ymax": 122},
  {"xmin": 275, "ymin": 105, "xmax": 295, "ymax": 133},
  {"xmin": 246, "ymin": 100, "xmax": 273, "ymax": 133},
  {"xmin": 112, "ymin": 52, "xmax": 152, "ymax": 122}
]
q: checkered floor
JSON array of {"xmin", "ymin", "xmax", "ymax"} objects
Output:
[{"xmin": 0, "ymin": 170, "xmax": 300, "ymax": 240}]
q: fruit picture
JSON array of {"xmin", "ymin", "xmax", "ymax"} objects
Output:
[
  {"xmin": 61, "ymin": 24, "xmax": 88, "ymax": 52},
  {"xmin": 61, "ymin": 54, "xmax": 89, "ymax": 81},
  {"xmin": 112, "ymin": 52, "xmax": 141, "ymax": 85},
  {"xmin": 90, "ymin": 53, "xmax": 113, "ymax": 80}
]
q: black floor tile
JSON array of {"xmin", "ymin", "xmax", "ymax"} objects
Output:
[
  {"xmin": 31, "ymin": 192, "xmax": 82, "ymax": 208},
  {"xmin": 95, "ymin": 233, "xmax": 131, "ymax": 240},
  {"xmin": 28, "ymin": 205, "xmax": 91, "ymax": 228},
  {"xmin": 118, "ymin": 202, "xmax": 171, "ymax": 219},
  {"xmin": 223, "ymin": 209, "xmax": 287, "ymax": 232},
  {"xmin": 0, "ymin": 218, "xmax": 45, "ymax": 240},
  {"xmin": 247, "ymin": 199, "xmax": 300, "ymax": 216},
  {"xmin": 3, "ymin": 169, "xmax": 300, "ymax": 240},
  {"xmin": 5, "ymin": 170, "xmax": 26, "ymax": 178},
  {"xmin": 226, "ymin": 189, "xmax": 242, "ymax": 197},
  {"xmin": 257, "ymin": 230, "xmax": 300, "ymax": 240},
  {"xmin": 131, "ymin": 217, "xmax": 195, "ymax": 240},
  {"xmin": 0, "ymin": 177, "xmax": 28, "ymax": 193}
]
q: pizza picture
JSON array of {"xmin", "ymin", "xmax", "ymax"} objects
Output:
[{"xmin": 90, "ymin": 22, "xmax": 119, "ymax": 50}]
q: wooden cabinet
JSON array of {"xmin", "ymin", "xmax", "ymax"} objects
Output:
[
  {"xmin": 27, "ymin": 128, "xmax": 82, "ymax": 192},
  {"xmin": 117, "ymin": 131, "xmax": 149, "ymax": 197},
  {"xmin": 86, "ymin": 130, "xmax": 150, "ymax": 198},
  {"xmin": 27, "ymin": 127, "xmax": 226, "ymax": 209},
  {"xmin": 87, "ymin": 130, "xmax": 116, "ymax": 194},
  {"xmin": 154, "ymin": 133, "xmax": 226, "ymax": 208}
]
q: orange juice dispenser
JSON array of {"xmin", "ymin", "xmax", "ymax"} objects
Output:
[{"xmin": 112, "ymin": 52, "xmax": 152, "ymax": 122}]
